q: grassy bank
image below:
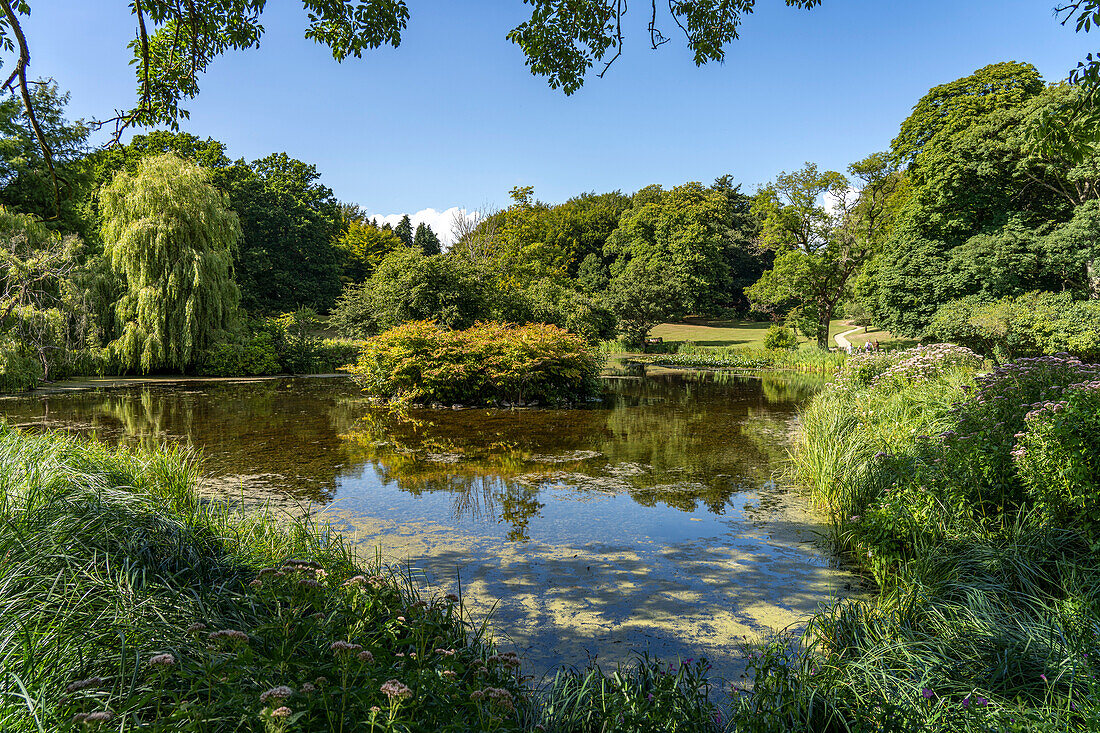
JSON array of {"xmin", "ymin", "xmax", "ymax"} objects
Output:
[
  {"xmin": 0, "ymin": 425, "xmax": 727, "ymax": 731},
  {"xmin": 731, "ymin": 346, "xmax": 1100, "ymax": 732}
]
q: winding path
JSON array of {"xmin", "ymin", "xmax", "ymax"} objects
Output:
[{"xmin": 835, "ymin": 324, "xmax": 863, "ymax": 351}]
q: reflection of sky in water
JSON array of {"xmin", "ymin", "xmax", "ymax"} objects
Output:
[{"xmin": 0, "ymin": 370, "xmax": 858, "ymax": 683}]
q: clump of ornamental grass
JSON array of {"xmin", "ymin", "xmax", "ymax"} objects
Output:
[
  {"xmin": 0, "ymin": 423, "xmax": 530, "ymax": 731},
  {"xmin": 536, "ymin": 654, "xmax": 724, "ymax": 732}
]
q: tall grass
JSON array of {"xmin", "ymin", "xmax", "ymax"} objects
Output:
[
  {"xmin": 790, "ymin": 367, "xmax": 969, "ymax": 546},
  {"xmin": 653, "ymin": 344, "xmax": 847, "ymax": 374},
  {"xmin": 727, "ymin": 347, "xmax": 1100, "ymax": 732},
  {"xmin": 0, "ymin": 424, "xmax": 530, "ymax": 731}
]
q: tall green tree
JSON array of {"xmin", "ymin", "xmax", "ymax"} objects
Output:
[
  {"xmin": 0, "ymin": 205, "xmax": 88, "ymax": 381},
  {"xmin": 394, "ymin": 214, "xmax": 414, "ymax": 247},
  {"xmin": 86, "ymin": 132, "xmax": 343, "ymax": 314},
  {"xmin": 747, "ymin": 156, "xmax": 902, "ymax": 349},
  {"xmin": 413, "ymin": 222, "xmax": 442, "ymax": 255},
  {"xmin": 864, "ymin": 66, "xmax": 1100, "ymax": 336},
  {"xmin": 101, "ymin": 154, "xmax": 240, "ymax": 373},
  {"xmin": 337, "ymin": 216, "xmax": 403, "ymax": 283},
  {"xmin": 605, "ymin": 182, "xmax": 730, "ymax": 318},
  {"xmin": 0, "ymin": 80, "xmax": 88, "ymax": 232}
]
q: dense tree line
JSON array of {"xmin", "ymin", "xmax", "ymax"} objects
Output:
[{"xmin": 3, "ymin": 53, "xmax": 1100, "ymax": 387}]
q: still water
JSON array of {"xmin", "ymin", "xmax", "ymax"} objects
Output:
[{"xmin": 0, "ymin": 367, "xmax": 856, "ymax": 685}]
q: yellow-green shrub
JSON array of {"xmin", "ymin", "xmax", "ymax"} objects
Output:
[{"xmin": 345, "ymin": 320, "xmax": 602, "ymax": 406}]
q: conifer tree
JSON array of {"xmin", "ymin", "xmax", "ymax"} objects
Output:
[
  {"xmin": 413, "ymin": 222, "xmax": 442, "ymax": 254},
  {"xmin": 394, "ymin": 214, "xmax": 413, "ymax": 247},
  {"xmin": 101, "ymin": 154, "xmax": 240, "ymax": 373}
]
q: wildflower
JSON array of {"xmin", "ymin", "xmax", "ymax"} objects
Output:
[
  {"xmin": 300, "ymin": 683, "xmax": 316, "ymax": 694},
  {"xmin": 260, "ymin": 686, "xmax": 295, "ymax": 704},
  {"xmin": 370, "ymin": 706, "xmax": 381, "ymax": 713},
  {"xmin": 647, "ymin": 693, "xmax": 654, "ymax": 701},
  {"xmin": 442, "ymin": 670, "xmax": 456, "ymax": 678},
  {"xmin": 82, "ymin": 710, "xmax": 114, "ymax": 724},
  {"xmin": 396, "ymin": 616, "xmax": 406, "ymax": 623},
  {"xmin": 249, "ymin": 579, "xmax": 263, "ymax": 589},
  {"xmin": 445, "ymin": 593, "xmax": 460, "ymax": 602},
  {"xmin": 271, "ymin": 706, "xmax": 292, "ymax": 718},
  {"xmin": 1041, "ymin": 674, "xmax": 1048, "ymax": 683},
  {"xmin": 358, "ymin": 650, "xmax": 374, "ymax": 663},
  {"xmin": 65, "ymin": 677, "xmax": 104, "ymax": 694},
  {"xmin": 343, "ymin": 575, "xmax": 367, "ymax": 587},
  {"xmin": 185, "ymin": 622, "xmax": 207, "ymax": 633},
  {"xmin": 330, "ymin": 641, "xmax": 363, "ymax": 655},
  {"xmin": 298, "ymin": 578, "xmax": 322, "ymax": 589},
  {"xmin": 961, "ymin": 697, "xmax": 970, "ymax": 708},
  {"xmin": 380, "ymin": 679, "xmax": 412, "ymax": 701},
  {"xmin": 975, "ymin": 696, "xmax": 988, "ymax": 707},
  {"xmin": 208, "ymin": 629, "xmax": 249, "ymax": 644},
  {"xmin": 148, "ymin": 653, "xmax": 175, "ymax": 668},
  {"xmin": 922, "ymin": 688, "xmax": 934, "ymax": 699},
  {"xmin": 314, "ymin": 676, "xmax": 328, "ymax": 686},
  {"xmin": 435, "ymin": 648, "xmax": 456, "ymax": 657},
  {"xmin": 850, "ymin": 515, "xmax": 861, "ymax": 523}
]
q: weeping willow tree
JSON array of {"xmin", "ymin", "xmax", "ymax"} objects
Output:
[{"xmin": 101, "ymin": 154, "xmax": 240, "ymax": 373}]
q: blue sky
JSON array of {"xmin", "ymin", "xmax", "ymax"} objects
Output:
[{"xmin": 14, "ymin": 1, "xmax": 1096, "ymax": 234}]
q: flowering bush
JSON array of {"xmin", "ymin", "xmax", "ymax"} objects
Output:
[
  {"xmin": 1017, "ymin": 381, "xmax": 1100, "ymax": 536},
  {"xmin": 834, "ymin": 343, "xmax": 981, "ymax": 391},
  {"xmin": 345, "ymin": 320, "xmax": 603, "ymax": 406}
]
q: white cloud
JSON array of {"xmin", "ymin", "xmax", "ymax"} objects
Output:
[{"xmin": 367, "ymin": 207, "xmax": 479, "ymax": 247}]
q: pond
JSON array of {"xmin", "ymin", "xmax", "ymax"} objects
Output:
[{"xmin": 0, "ymin": 367, "xmax": 858, "ymax": 686}]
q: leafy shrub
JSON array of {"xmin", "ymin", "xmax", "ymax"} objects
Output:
[
  {"xmin": 317, "ymin": 338, "xmax": 362, "ymax": 372},
  {"xmin": 502, "ymin": 279, "xmax": 617, "ymax": 344},
  {"xmin": 762, "ymin": 324, "xmax": 799, "ymax": 350},
  {"xmin": 197, "ymin": 332, "xmax": 280, "ymax": 376},
  {"xmin": 1018, "ymin": 381, "xmax": 1100, "ymax": 536},
  {"xmin": 926, "ymin": 291, "xmax": 1100, "ymax": 362},
  {"xmin": 345, "ymin": 320, "xmax": 602, "ymax": 406}
]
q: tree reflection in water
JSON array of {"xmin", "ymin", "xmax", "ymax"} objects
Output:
[
  {"xmin": 0, "ymin": 370, "xmax": 825, "ymax": 541},
  {"xmin": 340, "ymin": 369, "xmax": 824, "ymax": 540}
]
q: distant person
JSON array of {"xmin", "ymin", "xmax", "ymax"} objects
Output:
[
  {"xmin": 864, "ymin": 341, "xmax": 873, "ymax": 353},
  {"xmin": 874, "ymin": 340, "xmax": 880, "ymax": 352}
]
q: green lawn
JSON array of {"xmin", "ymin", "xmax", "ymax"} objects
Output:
[
  {"xmin": 649, "ymin": 317, "xmax": 854, "ymax": 350},
  {"xmin": 842, "ymin": 324, "xmax": 918, "ymax": 350}
]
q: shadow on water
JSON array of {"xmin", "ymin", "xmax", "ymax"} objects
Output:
[{"xmin": 0, "ymin": 368, "xmax": 859, "ymax": 684}]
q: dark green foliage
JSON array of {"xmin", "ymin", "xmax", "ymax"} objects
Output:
[
  {"xmin": 86, "ymin": 132, "xmax": 344, "ymax": 315},
  {"xmin": 346, "ymin": 320, "xmax": 602, "ymax": 407},
  {"xmin": 865, "ymin": 68, "xmax": 1100, "ymax": 335},
  {"xmin": 504, "ymin": 279, "xmax": 616, "ymax": 344},
  {"xmin": 330, "ymin": 249, "xmax": 492, "ymax": 338},
  {"xmin": 196, "ymin": 332, "xmax": 280, "ymax": 376},
  {"xmin": 394, "ymin": 214, "xmax": 413, "ymax": 247},
  {"xmin": 926, "ymin": 291, "xmax": 1100, "ymax": 362},
  {"xmin": 0, "ymin": 81, "xmax": 90, "ymax": 236},
  {"xmin": 412, "ymin": 222, "xmax": 441, "ymax": 255}
]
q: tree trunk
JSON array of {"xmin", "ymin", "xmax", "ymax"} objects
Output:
[{"xmin": 816, "ymin": 310, "xmax": 831, "ymax": 351}]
